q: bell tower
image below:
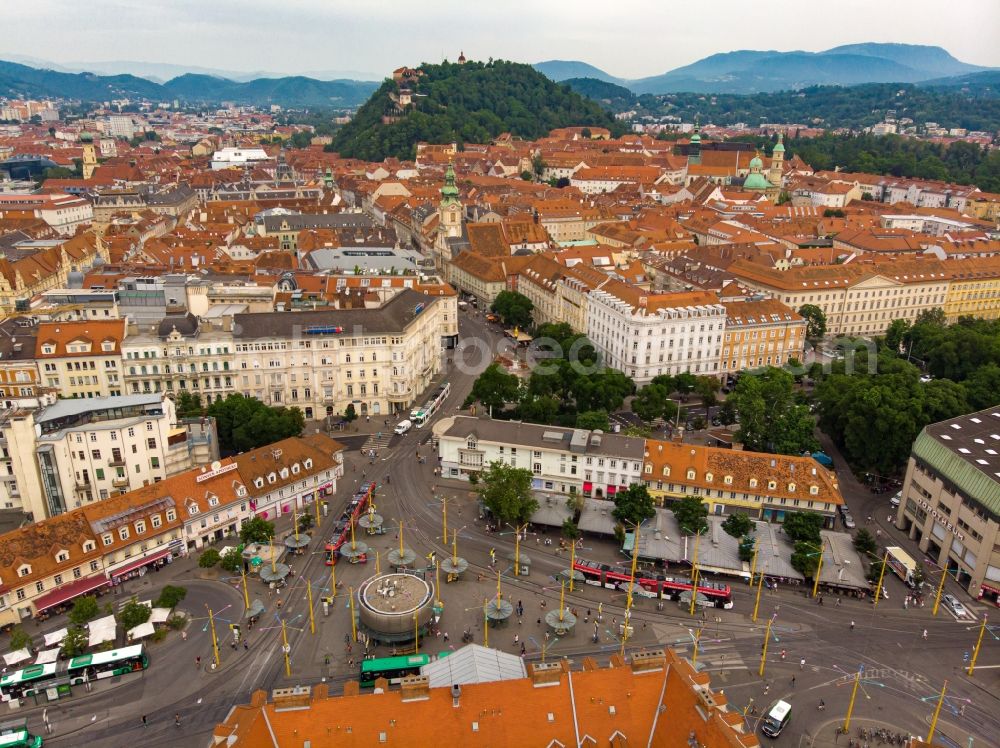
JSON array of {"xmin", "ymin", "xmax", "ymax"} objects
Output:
[
  {"xmin": 81, "ymin": 141, "xmax": 98, "ymax": 180},
  {"xmin": 769, "ymin": 133, "xmax": 785, "ymax": 186}
]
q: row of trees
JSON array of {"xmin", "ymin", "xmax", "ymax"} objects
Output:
[{"xmin": 202, "ymin": 394, "xmax": 305, "ymax": 454}]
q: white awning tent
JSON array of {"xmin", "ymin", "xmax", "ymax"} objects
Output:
[
  {"xmin": 43, "ymin": 628, "xmax": 68, "ymax": 647},
  {"xmin": 35, "ymin": 648, "xmax": 60, "ymax": 664},
  {"xmin": 127, "ymin": 622, "xmax": 155, "ymax": 640},
  {"xmin": 3, "ymin": 649, "xmax": 31, "ymax": 667},
  {"xmin": 88, "ymin": 615, "xmax": 117, "ymax": 647},
  {"xmin": 149, "ymin": 607, "xmax": 171, "ymax": 624}
]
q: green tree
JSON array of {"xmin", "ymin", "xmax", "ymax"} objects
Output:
[
  {"xmin": 798, "ymin": 304, "xmax": 827, "ymax": 342},
  {"xmin": 520, "ymin": 170, "xmax": 533, "ymax": 181},
  {"xmin": 239, "ymin": 516, "xmax": 276, "ymax": 545},
  {"xmin": 561, "ymin": 518, "xmax": 580, "ymax": 540},
  {"xmin": 469, "ymin": 363, "xmax": 520, "ymax": 413},
  {"xmin": 220, "ymin": 549, "xmax": 242, "ymax": 574},
  {"xmin": 791, "ymin": 541, "xmax": 821, "ymax": 577},
  {"xmin": 611, "ymin": 484, "xmax": 655, "ymax": 527},
  {"xmin": 207, "ymin": 394, "xmax": 305, "ymax": 453},
  {"xmin": 853, "ymin": 528, "xmax": 877, "ymax": 557},
  {"xmin": 61, "ymin": 626, "xmax": 88, "ymax": 658},
  {"xmin": 631, "ymin": 383, "xmax": 670, "ymax": 422},
  {"xmin": 721, "ymin": 512, "xmax": 753, "ymax": 539},
  {"xmin": 199, "ymin": 548, "xmax": 221, "ymax": 568},
  {"xmin": 782, "ymin": 511, "xmax": 823, "ymax": 545},
  {"xmin": 119, "ymin": 599, "xmax": 152, "ymax": 631},
  {"xmin": 9, "ymin": 626, "xmax": 31, "ymax": 652},
  {"xmin": 68, "ymin": 594, "xmax": 100, "ymax": 625},
  {"xmin": 491, "ymin": 290, "xmax": 534, "ymax": 329},
  {"xmin": 883, "ymin": 319, "xmax": 912, "ymax": 354},
  {"xmin": 576, "ymin": 410, "xmax": 610, "ymax": 431},
  {"xmin": 717, "ymin": 399, "xmax": 737, "ymax": 426},
  {"xmin": 297, "ymin": 513, "xmax": 314, "ymax": 533},
  {"xmin": 670, "ymin": 495, "xmax": 708, "ymax": 536},
  {"xmin": 673, "ymin": 372, "xmax": 697, "ymax": 400},
  {"xmin": 174, "ymin": 391, "xmax": 204, "ymax": 418},
  {"xmin": 730, "ymin": 367, "xmax": 817, "ymax": 454},
  {"xmin": 478, "ymin": 461, "xmax": 538, "ymax": 526},
  {"xmin": 694, "ymin": 376, "xmax": 720, "ymax": 408},
  {"xmin": 343, "ymin": 403, "xmax": 357, "ymax": 423},
  {"xmin": 155, "ymin": 585, "xmax": 187, "ymax": 609},
  {"xmin": 738, "ymin": 535, "xmax": 755, "ymax": 563},
  {"xmin": 963, "ymin": 364, "xmax": 1000, "ymax": 409}
]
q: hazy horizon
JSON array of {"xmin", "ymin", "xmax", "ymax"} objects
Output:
[{"xmin": 2, "ymin": 0, "xmax": 997, "ymax": 81}]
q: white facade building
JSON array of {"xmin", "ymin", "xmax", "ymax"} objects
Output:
[{"xmin": 210, "ymin": 147, "xmax": 270, "ymax": 171}]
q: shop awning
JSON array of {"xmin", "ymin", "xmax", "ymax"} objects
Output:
[
  {"xmin": 35, "ymin": 648, "xmax": 60, "ymax": 664},
  {"xmin": 149, "ymin": 607, "xmax": 171, "ymax": 624},
  {"xmin": 43, "ymin": 628, "xmax": 68, "ymax": 647},
  {"xmin": 127, "ymin": 622, "xmax": 155, "ymax": 640},
  {"xmin": 88, "ymin": 614, "xmax": 117, "ymax": 647},
  {"xmin": 109, "ymin": 549, "xmax": 170, "ymax": 579},
  {"xmin": 3, "ymin": 649, "xmax": 31, "ymax": 666},
  {"xmin": 34, "ymin": 575, "xmax": 110, "ymax": 612}
]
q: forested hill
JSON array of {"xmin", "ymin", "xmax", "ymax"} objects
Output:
[{"xmin": 328, "ymin": 60, "xmax": 622, "ymax": 161}]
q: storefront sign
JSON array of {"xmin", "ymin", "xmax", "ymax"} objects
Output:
[
  {"xmin": 917, "ymin": 499, "xmax": 965, "ymax": 541},
  {"xmin": 196, "ymin": 462, "xmax": 238, "ymax": 482}
]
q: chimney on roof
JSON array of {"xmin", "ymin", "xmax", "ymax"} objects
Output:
[
  {"xmin": 400, "ymin": 675, "xmax": 430, "ymax": 702},
  {"xmin": 451, "ymin": 683, "xmax": 461, "ymax": 708},
  {"xmin": 530, "ymin": 661, "xmax": 564, "ymax": 687}
]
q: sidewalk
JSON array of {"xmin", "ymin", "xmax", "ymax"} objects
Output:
[{"xmin": 809, "ymin": 715, "xmax": 973, "ymax": 747}]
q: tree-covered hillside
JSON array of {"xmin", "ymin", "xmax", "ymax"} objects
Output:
[
  {"xmin": 328, "ymin": 60, "xmax": 622, "ymax": 161},
  {"xmin": 562, "ymin": 77, "xmax": 637, "ymax": 110}
]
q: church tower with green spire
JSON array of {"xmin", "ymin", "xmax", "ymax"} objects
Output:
[
  {"xmin": 687, "ymin": 122, "xmax": 701, "ymax": 166},
  {"xmin": 769, "ymin": 133, "xmax": 785, "ymax": 186},
  {"xmin": 435, "ymin": 161, "xmax": 464, "ymax": 266}
]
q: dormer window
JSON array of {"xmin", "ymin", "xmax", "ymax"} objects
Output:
[
  {"xmin": 55, "ymin": 550, "xmax": 69, "ymax": 563},
  {"xmin": 686, "ymin": 469, "xmax": 696, "ymax": 480},
  {"xmin": 42, "ymin": 344, "xmax": 55, "ymax": 355},
  {"xmin": 208, "ymin": 497, "xmax": 219, "ymax": 507},
  {"xmin": 809, "ymin": 485, "xmax": 819, "ymax": 495},
  {"xmin": 189, "ymin": 503, "xmax": 200, "ymax": 515},
  {"xmin": 724, "ymin": 475, "xmax": 733, "ymax": 485},
  {"xmin": 135, "ymin": 521, "xmax": 146, "ymax": 534},
  {"xmin": 279, "ymin": 468, "xmax": 289, "ymax": 480},
  {"xmin": 303, "ymin": 458, "xmax": 313, "ymax": 470},
  {"xmin": 661, "ymin": 466, "xmax": 670, "ymax": 477},
  {"xmin": 166, "ymin": 509, "xmax": 176, "ymax": 522},
  {"xmin": 749, "ymin": 478, "xmax": 758, "ymax": 489},
  {"xmin": 787, "ymin": 483, "xmax": 796, "ymax": 493},
  {"xmin": 644, "ymin": 464, "xmax": 652, "ymax": 474},
  {"xmin": 102, "ymin": 533, "xmax": 113, "ymax": 546},
  {"xmin": 82, "ymin": 540, "xmax": 95, "ymax": 553},
  {"xmin": 119, "ymin": 527, "xmax": 129, "ymax": 541},
  {"xmin": 17, "ymin": 565, "xmax": 31, "ymax": 578},
  {"xmin": 767, "ymin": 480, "xmax": 777, "ymax": 490},
  {"xmin": 267, "ymin": 472, "xmax": 277, "ymax": 484},
  {"xmin": 101, "ymin": 340, "xmax": 115, "ymax": 352},
  {"xmin": 236, "ymin": 485, "xmax": 247, "ymax": 497},
  {"xmin": 467, "ymin": 437, "xmax": 478, "ymax": 450},
  {"xmin": 291, "ymin": 463, "xmax": 300, "ymax": 475},
  {"xmin": 254, "ymin": 477, "xmax": 264, "ymax": 489},
  {"xmin": 704, "ymin": 472, "xmax": 713, "ymax": 483}
]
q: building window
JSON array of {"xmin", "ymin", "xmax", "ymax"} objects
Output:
[
  {"xmin": 102, "ymin": 534, "xmax": 113, "ymax": 546},
  {"xmin": 119, "ymin": 527, "xmax": 129, "ymax": 541}
]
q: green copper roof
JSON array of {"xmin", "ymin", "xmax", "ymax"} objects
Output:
[
  {"xmin": 743, "ymin": 172, "xmax": 770, "ymax": 190},
  {"xmin": 912, "ymin": 429, "xmax": 1000, "ymax": 518},
  {"xmin": 749, "ymin": 154, "xmax": 763, "ymax": 169},
  {"xmin": 773, "ymin": 133, "xmax": 785, "ymax": 153},
  {"xmin": 440, "ymin": 162, "xmax": 460, "ymax": 205}
]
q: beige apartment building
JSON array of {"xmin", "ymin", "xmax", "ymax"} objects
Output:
[
  {"xmin": 517, "ymin": 254, "xmax": 611, "ymax": 333},
  {"xmin": 232, "ymin": 289, "xmax": 445, "ymax": 419},
  {"xmin": 35, "ymin": 319, "xmax": 126, "ymax": 398},
  {"xmin": 720, "ymin": 298, "xmax": 806, "ymax": 376}
]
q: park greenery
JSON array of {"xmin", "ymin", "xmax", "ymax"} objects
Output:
[
  {"xmin": 465, "ymin": 323, "xmax": 633, "ymax": 430},
  {"xmin": 783, "ymin": 511, "xmax": 825, "ymax": 578},
  {"xmin": 239, "ymin": 516, "xmax": 276, "ymax": 546},
  {"xmin": 797, "ymin": 305, "xmax": 827, "ymax": 342},
  {"xmin": 611, "ymin": 484, "xmax": 656, "ymax": 527},
  {"xmin": 220, "ymin": 548, "xmax": 243, "ymax": 574},
  {"xmin": 61, "ymin": 626, "xmax": 89, "ymax": 658},
  {"xmin": 207, "ymin": 394, "xmax": 304, "ymax": 454},
  {"xmin": 670, "ymin": 495, "xmax": 709, "ymax": 536},
  {"xmin": 155, "ymin": 585, "xmax": 187, "ymax": 609},
  {"xmin": 198, "ymin": 548, "xmax": 221, "ymax": 568},
  {"xmin": 68, "ymin": 594, "xmax": 100, "ymax": 625},
  {"xmin": 853, "ymin": 528, "xmax": 878, "ymax": 557},
  {"xmin": 721, "ymin": 512, "xmax": 754, "ymax": 539},
  {"xmin": 118, "ymin": 599, "xmax": 152, "ymax": 631},
  {"xmin": 174, "ymin": 391, "xmax": 204, "ymax": 418},
  {"xmin": 631, "ymin": 372, "xmax": 717, "ymax": 423},
  {"xmin": 814, "ymin": 313, "xmax": 1000, "ymax": 475},
  {"xmin": 728, "ymin": 367, "xmax": 817, "ymax": 455},
  {"xmin": 9, "ymin": 626, "xmax": 31, "ymax": 652},
  {"xmin": 328, "ymin": 60, "xmax": 621, "ymax": 161},
  {"xmin": 477, "ymin": 461, "xmax": 538, "ymax": 527},
  {"xmin": 491, "ymin": 290, "xmax": 534, "ymax": 329}
]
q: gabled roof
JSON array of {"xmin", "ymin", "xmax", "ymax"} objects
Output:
[{"xmin": 420, "ymin": 644, "xmax": 527, "ymax": 688}]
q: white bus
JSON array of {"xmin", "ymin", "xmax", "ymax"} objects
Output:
[{"xmin": 761, "ymin": 700, "xmax": 791, "ymax": 738}]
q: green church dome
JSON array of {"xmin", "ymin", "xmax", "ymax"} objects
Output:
[
  {"xmin": 749, "ymin": 154, "xmax": 763, "ymax": 169},
  {"xmin": 743, "ymin": 172, "xmax": 770, "ymax": 190}
]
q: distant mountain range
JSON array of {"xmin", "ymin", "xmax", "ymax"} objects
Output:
[
  {"xmin": 535, "ymin": 43, "xmax": 994, "ymax": 94},
  {"xmin": 0, "ymin": 60, "xmax": 379, "ymax": 109}
]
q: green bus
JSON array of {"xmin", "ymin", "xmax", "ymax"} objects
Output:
[
  {"xmin": 0, "ymin": 730, "xmax": 42, "ymax": 748},
  {"xmin": 66, "ymin": 644, "xmax": 148, "ymax": 684},
  {"xmin": 0, "ymin": 664, "xmax": 59, "ymax": 702},
  {"xmin": 359, "ymin": 654, "xmax": 430, "ymax": 687}
]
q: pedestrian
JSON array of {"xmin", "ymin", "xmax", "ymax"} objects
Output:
[
  {"xmin": 244, "ymin": 640, "xmax": 249, "ymax": 651},
  {"xmin": 764, "ymin": 683, "xmax": 770, "ymax": 694},
  {"xmin": 142, "ymin": 715, "xmax": 148, "ymax": 728},
  {"xmin": 513, "ymin": 634, "xmax": 519, "ymax": 645},
  {"xmin": 537, "ymin": 617, "xmax": 542, "ymax": 626},
  {"xmin": 922, "ymin": 629, "xmax": 928, "ymax": 640},
  {"xmin": 175, "ymin": 713, "xmax": 181, "ymax": 728},
  {"xmin": 181, "ymin": 630, "xmax": 187, "ymax": 641},
  {"xmin": 520, "ymin": 643, "xmax": 526, "ymax": 655},
  {"xmin": 791, "ymin": 676, "xmax": 796, "ymax": 686},
  {"xmin": 780, "ymin": 649, "xmax": 786, "ymax": 660},
  {"xmin": 195, "ymin": 656, "xmax": 201, "ymax": 668},
  {"xmin": 835, "ymin": 597, "xmax": 841, "ymax": 607},
  {"xmin": 443, "ymin": 632, "xmax": 449, "ymax": 642},
  {"xmin": 850, "ymin": 620, "xmax": 855, "ymax": 630},
  {"xmin": 800, "ymin": 657, "xmax": 806, "ymax": 670}
]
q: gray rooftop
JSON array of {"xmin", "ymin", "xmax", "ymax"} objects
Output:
[
  {"xmin": 578, "ymin": 498, "xmax": 618, "ymax": 535},
  {"xmin": 442, "ymin": 417, "xmax": 646, "ymax": 460},
  {"xmin": 260, "ymin": 213, "xmax": 374, "ymax": 232},
  {"xmin": 233, "ymin": 289, "xmax": 438, "ymax": 339},
  {"xmin": 36, "ymin": 393, "xmax": 163, "ymax": 424},
  {"xmin": 529, "ymin": 493, "xmax": 574, "ymax": 528},
  {"xmin": 420, "ymin": 644, "xmax": 526, "ymax": 689}
]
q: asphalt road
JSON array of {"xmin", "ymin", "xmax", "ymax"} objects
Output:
[{"xmin": 30, "ymin": 311, "xmax": 1000, "ymax": 746}]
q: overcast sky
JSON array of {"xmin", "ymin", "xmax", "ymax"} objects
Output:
[{"xmin": 4, "ymin": 0, "xmax": 997, "ymax": 79}]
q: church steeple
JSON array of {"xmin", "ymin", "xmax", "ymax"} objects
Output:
[
  {"xmin": 769, "ymin": 132, "xmax": 785, "ymax": 186},
  {"xmin": 440, "ymin": 161, "xmax": 460, "ymax": 206},
  {"xmin": 687, "ymin": 121, "xmax": 701, "ymax": 166}
]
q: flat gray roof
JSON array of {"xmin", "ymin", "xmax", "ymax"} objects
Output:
[
  {"xmin": 529, "ymin": 494, "xmax": 574, "ymax": 528},
  {"xmin": 442, "ymin": 416, "xmax": 646, "ymax": 460},
  {"xmin": 36, "ymin": 393, "xmax": 162, "ymax": 423},
  {"xmin": 578, "ymin": 498, "xmax": 618, "ymax": 535}
]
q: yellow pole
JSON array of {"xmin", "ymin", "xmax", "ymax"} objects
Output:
[
  {"xmin": 933, "ymin": 565, "xmax": 948, "ymax": 616},
  {"xmin": 968, "ymin": 614, "xmax": 988, "ymax": 676},
  {"xmin": 350, "ymin": 516, "xmax": 357, "ymax": 552},
  {"xmin": 349, "ymin": 586, "xmax": 357, "ymax": 642},
  {"xmin": 452, "ymin": 529, "xmax": 458, "ymax": 566},
  {"xmin": 689, "ymin": 532, "xmax": 701, "ymax": 616},
  {"xmin": 758, "ymin": 616, "xmax": 773, "ymax": 677},
  {"xmin": 280, "ymin": 618, "xmax": 291, "ymax": 677},
  {"xmin": 927, "ymin": 680, "xmax": 948, "ymax": 744},
  {"xmin": 307, "ymin": 579, "xmax": 315, "ymax": 635},
  {"xmin": 559, "ymin": 580, "xmax": 565, "ymax": 623},
  {"xmin": 843, "ymin": 669, "xmax": 861, "ymax": 733},
  {"xmin": 314, "ymin": 492, "xmax": 321, "ymax": 530},
  {"xmin": 270, "ymin": 535, "xmax": 275, "ymax": 573},
  {"xmin": 622, "ymin": 523, "xmax": 640, "ymax": 658},
  {"xmin": 330, "ymin": 558, "xmax": 337, "ymax": 600},
  {"xmin": 293, "ymin": 509, "xmax": 299, "ymax": 543},
  {"xmin": 206, "ymin": 605, "xmax": 220, "ymax": 668},
  {"xmin": 748, "ymin": 539, "xmax": 759, "ymax": 586},
  {"xmin": 442, "ymin": 497, "xmax": 447, "ymax": 545},
  {"xmin": 483, "ymin": 598, "xmax": 489, "ymax": 649},
  {"xmin": 691, "ymin": 627, "xmax": 702, "ymax": 668},
  {"xmin": 873, "ymin": 550, "xmax": 889, "ymax": 608},
  {"xmin": 376, "ymin": 550, "xmax": 381, "ymax": 575},
  {"xmin": 811, "ymin": 540, "xmax": 824, "ymax": 598},
  {"xmin": 435, "ymin": 559, "xmax": 442, "ymax": 607},
  {"xmin": 399, "ymin": 520, "xmax": 404, "ymax": 558},
  {"xmin": 514, "ymin": 524, "xmax": 522, "ymax": 577},
  {"xmin": 569, "ymin": 537, "xmax": 576, "ymax": 593},
  {"xmin": 752, "ymin": 566, "xmax": 765, "ymax": 623},
  {"xmin": 240, "ymin": 567, "xmax": 250, "ymax": 610},
  {"xmin": 414, "ymin": 611, "xmax": 419, "ymax": 654},
  {"xmin": 496, "ymin": 570, "xmax": 502, "ymax": 603}
]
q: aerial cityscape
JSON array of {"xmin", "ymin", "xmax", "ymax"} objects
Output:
[{"xmin": 0, "ymin": 1, "xmax": 999, "ymax": 747}]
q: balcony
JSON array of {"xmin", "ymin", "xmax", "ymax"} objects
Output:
[
  {"xmin": 109, "ymin": 459, "xmax": 126, "ymax": 467},
  {"xmin": 74, "ymin": 480, "xmax": 91, "ymax": 492},
  {"xmin": 112, "ymin": 476, "xmax": 129, "ymax": 488}
]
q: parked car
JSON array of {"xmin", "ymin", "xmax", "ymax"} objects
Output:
[
  {"xmin": 890, "ymin": 492, "xmax": 901, "ymax": 507},
  {"xmin": 838, "ymin": 504, "xmax": 850, "ymax": 519},
  {"xmin": 942, "ymin": 594, "xmax": 969, "ymax": 618},
  {"xmin": 842, "ymin": 512, "xmax": 856, "ymax": 529}
]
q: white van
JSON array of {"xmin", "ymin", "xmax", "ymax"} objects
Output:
[
  {"xmin": 761, "ymin": 700, "xmax": 791, "ymax": 738},
  {"xmin": 394, "ymin": 419, "xmax": 412, "ymax": 435}
]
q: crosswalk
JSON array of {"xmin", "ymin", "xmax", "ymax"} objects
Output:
[
  {"xmin": 361, "ymin": 431, "xmax": 393, "ymax": 454},
  {"xmin": 654, "ymin": 625, "xmax": 750, "ymax": 673}
]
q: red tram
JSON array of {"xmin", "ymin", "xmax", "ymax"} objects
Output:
[
  {"xmin": 573, "ymin": 558, "xmax": 734, "ymax": 609},
  {"xmin": 324, "ymin": 481, "xmax": 376, "ymax": 565}
]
